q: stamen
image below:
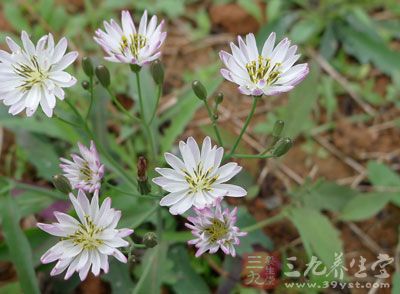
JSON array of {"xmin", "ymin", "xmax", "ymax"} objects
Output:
[
  {"xmin": 246, "ymin": 55, "xmax": 281, "ymax": 85},
  {"xmin": 80, "ymin": 161, "xmax": 93, "ymax": 182},
  {"xmin": 205, "ymin": 218, "xmax": 229, "ymax": 243},
  {"xmin": 183, "ymin": 164, "xmax": 219, "ymax": 194},
  {"xmin": 67, "ymin": 215, "xmax": 104, "ymax": 250},
  {"xmin": 13, "ymin": 56, "xmax": 48, "ymax": 91},
  {"xmin": 120, "ymin": 34, "xmax": 147, "ymax": 59}
]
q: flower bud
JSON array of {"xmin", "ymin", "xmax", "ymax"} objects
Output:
[
  {"xmin": 130, "ymin": 64, "xmax": 141, "ymax": 73},
  {"xmin": 272, "ymin": 120, "xmax": 284, "ymax": 138},
  {"xmin": 272, "ymin": 137, "xmax": 293, "ymax": 157},
  {"xmin": 95, "ymin": 65, "xmax": 110, "ymax": 88},
  {"xmin": 215, "ymin": 92, "xmax": 224, "ymax": 104},
  {"xmin": 142, "ymin": 232, "xmax": 158, "ymax": 248},
  {"xmin": 150, "ymin": 60, "xmax": 164, "ymax": 85},
  {"xmin": 137, "ymin": 156, "xmax": 151, "ymax": 195},
  {"xmin": 81, "ymin": 81, "xmax": 90, "ymax": 90},
  {"xmin": 192, "ymin": 80, "xmax": 207, "ymax": 100},
  {"xmin": 82, "ymin": 57, "xmax": 94, "ymax": 77},
  {"xmin": 52, "ymin": 175, "xmax": 72, "ymax": 194}
]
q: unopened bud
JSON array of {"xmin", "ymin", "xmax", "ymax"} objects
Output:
[
  {"xmin": 213, "ymin": 113, "xmax": 219, "ymax": 120},
  {"xmin": 52, "ymin": 175, "xmax": 72, "ymax": 194},
  {"xmin": 272, "ymin": 137, "xmax": 293, "ymax": 157},
  {"xmin": 95, "ymin": 65, "xmax": 110, "ymax": 88},
  {"xmin": 150, "ymin": 60, "xmax": 164, "ymax": 85},
  {"xmin": 137, "ymin": 156, "xmax": 151, "ymax": 195},
  {"xmin": 192, "ymin": 80, "xmax": 207, "ymax": 100},
  {"xmin": 82, "ymin": 57, "xmax": 94, "ymax": 77},
  {"xmin": 143, "ymin": 232, "xmax": 158, "ymax": 248},
  {"xmin": 130, "ymin": 64, "xmax": 141, "ymax": 73},
  {"xmin": 272, "ymin": 120, "xmax": 284, "ymax": 138},
  {"xmin": 215, "ymin": 92, "xmax": 224, "ymax": 104},
  {"xmin": 81, "ymin": 81, "xmax": 90, "ymax": 90}
]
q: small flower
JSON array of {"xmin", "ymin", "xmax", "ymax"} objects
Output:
[
  {"xmin": 60, "ymin": 141, "xmax": 104, "ymax": 193},
  {"xmin": 37, "ymin": 190, "xmax": 133, "ymax": 280},
  {"xmin": 94, "ymin": 10, "xmax": 167, "ymax": 67},
  {"xmin": 153, "ymin": 137, "xmax": 247, "ymax": 215},
  {"xmin": 219, "ymin": 32, "xmax": 309, "ymax": 96},
  {"xmin": 0, "ymin": 31, "xmax": 78, "ymax": 117},
  {"xmin": 185, "ymin": 199, "xmax": 246, "ymax": 257}
]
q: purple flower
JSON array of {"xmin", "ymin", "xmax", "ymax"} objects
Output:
[
  {"xmin": 94, "ymin": 10, "xmax": 167, "ymax": 67},
  {"xmin": 185, "ymin": 199, "xmax": 247, "ymax": 257},
  {"xmin": 220, "ymin": 32, "xmax": 309, "ymax": 96},
  {"xmin": 60, "ymin": 141, "xmax": 104, "ymax": 193}
]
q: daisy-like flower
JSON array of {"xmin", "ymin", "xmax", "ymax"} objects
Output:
[
  {"xmin": 153, "ymin": 136, "xmax": 247, "ymax": 215},
  {"xmin": 185, "ymin": 199, "xmax": 246, "ymax": 257},
  {"xmin": 94, "ymin": 10, "xmax": 167, "ymax": 66},
  {"xmin": 37, "ymin": 190, "xmax": 133, "ymax": 280},
  {"xmin": 60, "ymin": 141, "xmax": 104, "ymax": 193},
  {"xmin": 219, "ymin": 32, "xmax": 309, "ymax": 96},
  {"xmin": 0, "ymin": 31, "xmax": 78, "ymax": 117}
]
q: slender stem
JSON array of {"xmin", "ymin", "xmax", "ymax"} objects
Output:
[
  {"xmin": 54, "ymin": 114, "xmax": 80, "ymax": 128},
  {"xmin": 135, "ymin": 71, "xmax": 157, "ymax": 159},
  {"xmin": 104, "ymin": 182, "xmax": 161, "ymax": 199},
  {"xmin": 243, "ymin": 212, "xmax": 286, "ymax": 232},
  {"xmin": 231, "ymin": 153, "xmax": 275, "ymax": 159},
  {"xmin": 65, "ymin": 100, "xmax": 138, "ymax": 189},
  {"xmin": 13, "ymin": 181, "xmax": 66, "ymax": 200},
  {"xmin": 86, "ymin": 76, "xmax": 94, "ymax": 121},
  {"xmin": 148, "ymin": 85, "xmax": 162, "ymax": 124},
  {"xmin": 203, "ymin": 100, "xmax": 223, "ymax": 146},
  {"xmin": 226, "ymin": 96, "xmax": 259, "ymax": 159},
  {"xmin": 106, "ymin": 87, "xmax": 141, "ymax": 123}
]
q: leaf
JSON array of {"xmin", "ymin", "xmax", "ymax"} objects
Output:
[
  {"xmin": 301, "ymin": 180, "xmax": 357, "ymax": 212},
  {"xmin": 0, "ymin": 193, "xmax": 40, "ymax": 294},
  {"xmin": 235, "ymin": 207, "xmax": 273, "ymax": 255},
  {"xmin": 169, "ymin": 246, "xmax": 210, "ymax": 294},
  {"xmin": 319, "ymin": 23, "xmax": 339, "ymax": 60},
  {"xmin": 3, "ymin": 3, "xmax": 29, "ymax": 31},
  {"xmin": 287, "ymin": 207, "xmax": 343, "ymax": 266},
  {"xmin": 282, "ymin": 62, "xmax": 320, "ymax": 138},
  {"xmin": 0, "ymin": 282, "xmax": 21, "ymax": 294},
  {"xmin": 340, "ymin": 193, "xmax": 391, "ymax": 221},
  {"xmin": 238, "ymin": 0, "xmax": 262, "ymax": 22},
  {"xmin": 102, "ymin": 260, "xmax": 135, "ymax": 294},
  {"xmin": 289, "ymin": 17, "xmax": 322, "ymax": 44},
  {"xmin": 337, "ymin": 23, "xmax": 400, "ymax": 76},
  {"xmin": 393, "ymin": 271, "xmax": 400, "ymax": 294},
  {"xmin": 16, "ymin": 192, "xmax": 56, "ymax": 218},
  {"xmin": 367, "ymin": 161, "xmax": 400, "ymax": 188}
]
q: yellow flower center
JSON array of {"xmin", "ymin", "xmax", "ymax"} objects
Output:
[
  {"xmin": 246, "ymin": 55, "xmax": 281, "ymax": 85},
  {"xmin": 14, "ymin": 56, "xmax": 48, "ymax": 91},
  {"xmin": 80, "ymin": 161, "xmax": 93, "ymax": 182},
  {"xmin": 67, "ymin": 216, "xmax": 103, "ymax": 250},
  {"xmin": 205, "ymin": 218, "xmax": 229, "ymax": 243},
  {"xmin": 184, "ymin": 164, "xmax": 218, "ymax": 194},
  {"xmin": 120, "ymin": 34, "xmax": 147, "ymax": 59}
]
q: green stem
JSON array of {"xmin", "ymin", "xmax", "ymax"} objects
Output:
[
  {"xmin": 106, "ymin": 87, "xmax": 141, "ymax": 123},
  {"xmin": 231, "ymin": 153, "xmax": 275, "ymax": 159},
  {"xmin": 104, "ymin": 182, "xmax": 161, "ymax": 199},
  {"xmin": 226, "ymin": 96, "xmax": 259, "ymax": 159},
  {"xmin": 135, "ymin": 71, "xmax": 157, "ymax": 159},
  {"xmin": 85, "ymin": 76, "xmax": 94, "ymax": 121},
  {"xmin": 65, "ymin": 100, "xmax": 138, "ymax": 189},
  {"xmin": 148, "ymin": 85, "xmax": 162, "ymax": 124},
  {"xmin": 54, "ymin": 114, "xmax": 80, "ymax": 128},
  {"xmin": 203, "ymin": 100, "xmax": 223, "ymax": 146},
  {"xmin": 243, "ymin": 212, "xmax": 286, "ymax": 232}
]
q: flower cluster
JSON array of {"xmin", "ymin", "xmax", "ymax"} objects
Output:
[{"xmin": 5, "ymin": 8, "xmax": 310, "ymax": 282}]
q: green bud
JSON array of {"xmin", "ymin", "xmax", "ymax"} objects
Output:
[
  {"xmin": 215, "ymin": 92, "xmax": 224, "ymax": 104},
  {"xmin": 95, "ymin": 65, "xmax": 110, "ymax": 88},
  {"xmin": 272, "ymin": 120, "xmax": 284, "ymax": 138},
  {"xmin": 213, "ymin": 113, "xmax": 219, "ymax": 120},
  {"xmin": 52, "ymin": 175, "xmax": 72, "ymax": 194},
  {"xmin": 82, "ymin": 57, "xmax": 94, "ymax": 77},
  {"xmin": 81, "ymin": 81, "xmax": 90, "ymax": 90},
  {"xmin": 192, "ymin": 80, "xmax": 207, "ymax": 100},
  {"xmin": 130, "ymin": 64, "xmax": 142, "ymax": 73},
  {"xmin": 142, "ymin": 232, "xmax": 158, "ymax": 248},
  {"xmin": 150, "ymin": 60, "xmax": 164, "ymax": 85},
  {"xmin": 272, "ymin": 137, "xmax": 293, "ymax": 157}
]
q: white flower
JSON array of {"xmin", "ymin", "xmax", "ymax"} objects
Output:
[
  {"xmin": 0, "ymin": 31, "xmax": 78, "ymax": 117},
  {"xmin": 60, "ymin": 141, "xmax": 104, "ymax": 193},
  {"xmin": 219, "ymin": 32, "xmax": 309, "ymax": 96},
  {"xmin": 153, "ymin": 137, "xmax": 247, "ymax": 215},
  {"xmin": 185, "ymin": 199, "xmax": 246, "ymax": 257},
  {"xmin": 37, "ymin": 190, "xmax": 133, "ymax": 281},
  {"xmin": 94, "ymin": 10, "xmax": 167, "ymax": 66}
]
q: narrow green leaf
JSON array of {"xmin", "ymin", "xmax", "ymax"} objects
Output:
[{"xmin": 0, "ymin": 193, "xmax": 40, "ymax": 294}]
